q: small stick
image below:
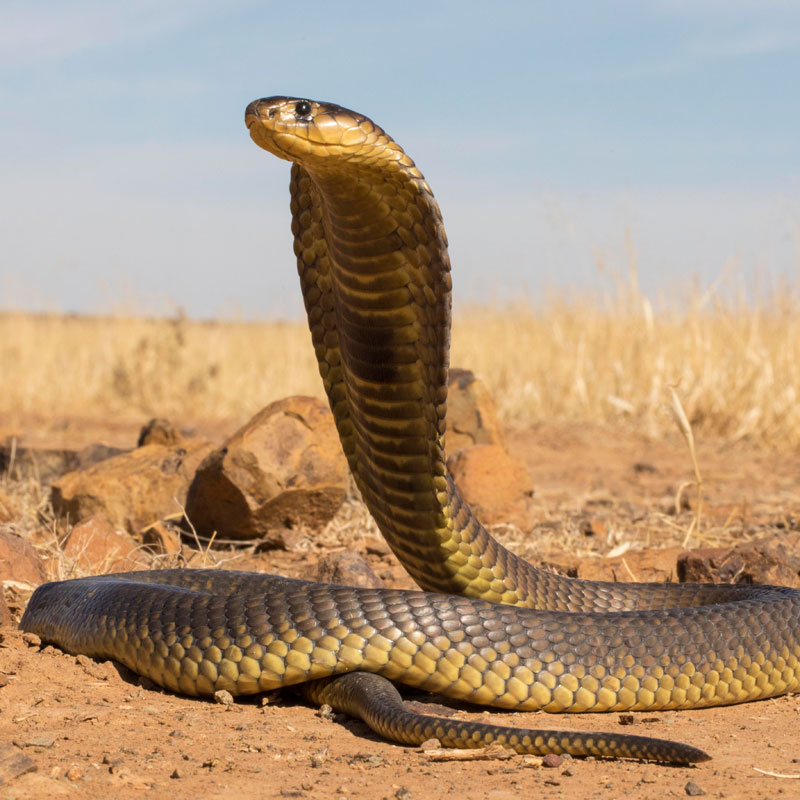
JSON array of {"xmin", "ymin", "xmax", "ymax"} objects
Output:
[
  {"xmin": 752, "ymin": 767, "xmax": 800, "ymax": 779},
  {"xmin": 668, "ymin": 387, "xmax": 703, "ymax": 548},
  {"xmin": 423, "ymin": 744, "xmax": 517, "ymax": 762}
]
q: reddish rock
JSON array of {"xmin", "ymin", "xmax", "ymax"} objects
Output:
[
  {"xmin": 51, "ymin": 439, "xmax": 213, "ymax": 536},
  {"xmin": 61, "ymin": 515, "xmax": 143, "ymax": 573},
  {"xmin": 185, "ymin": 396, "xmax": 348, "ymax": 541},
  {"xmin": 0, "ymin": 530, "xmax": 46, "ymax": 586},
  {"xmin": 137, "ymin": 418, "xmax": 183, "ymax": 447},
  {"xmin": 677, "ymin": 533, "xmax": 800, "ymax": 588},
  {"xmin": 545, "ymin": 535, "xmax": 800, "ymax": 587},
  {"xmin": 316, "ymin": 551, "xmax": 384, "ymax": 588},
  {"xmin": 140, "ymin": 520, "xmax": 182, "ymax": 556},
  {"xmin": 445, "ymin": 368, "xmax": 506, "ymax": 454},
  {"xmin": 447, "ymin": 444, "xmax": 535, "ymax": 529},
  {"xmin": 580, "ymin": 518, "xmax": 607, "ymax": 539}
]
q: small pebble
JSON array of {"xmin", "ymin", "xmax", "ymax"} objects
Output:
[
  {"xmin": 65, "ymin": 765, "xmax": 83, "ymax": 781},
  {"xmin": 395, "ymin": 788, "xmax": 412, "ymax": 800},
  {"xmin": 21, "ymin": 632, "xmax": 41, "ymax": 647},
  {"xmin": 419, "ymin": 738, "xmax": 441, "ymax": 751},
  {"xmin": 24, "ymin": 735, "xmax": 55, "ymax": 749},
  {"xmin": 170, "ymin": 768, "xmax": 182, "ymax": 779},
  {"xmin": 542, "ymin": 754, "xmax": 563, "ymax": 768},
  {"xmin": 685, "ymin": 780, "xmax": 706, "ymax": 796},
  {"xmin": 618, "ymin": 714, "xmax": 635, "ymax": 726},
  {"xmin": 213, "ymin": 690, "xmax": 234, "ymax": 706},
  {"xmin": 316, "ymin": 703, "xmax": 335, "ymax": 720}
]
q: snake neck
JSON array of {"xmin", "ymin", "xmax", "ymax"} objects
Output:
[
  {"xmin": 288, "ymin": 159, "xmax": 738, "ymax": 613},
  {"xmin": 289, "ymin": 161, "xmax": 538, "ymax": 605}
]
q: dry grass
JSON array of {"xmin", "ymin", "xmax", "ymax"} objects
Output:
[{"xmin": 2, "ymin": 279, "xmax": 800, "ymax": 447}]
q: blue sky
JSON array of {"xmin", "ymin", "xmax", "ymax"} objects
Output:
[{"xmin": 1, "ymin": 1, "xmax": 798, "ymax": 318}]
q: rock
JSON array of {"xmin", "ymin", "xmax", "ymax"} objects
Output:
[
  {"xmin": 0, "ymin": 530, "xmax": 46, "ymax": 586},
  {"xmin": 539, "ymin": 554, "xmax": 580, "ymax": 578},
  {"xmin": 0, "ymin": 442, "xmax": 127, "ymax": 483},
  {"xmin": 140, "ymin": 520, "xmax": 182, "ymax": 556},
  {"xmin": 185, "ymin": 396, "xmax": 348, "ymax": 541},
  {"xmin": 546, "ymin": 535, "xmax": 800, "ymax": 586},
  {"xmin": 684, "ymin": 780, "xmax": 706, "ymax": 796},
  {"xmin": 23, "ymin": 736, "xmax": 55, "ymax": 749},
  {"xmin": 420, "ymin": 738, "xmax": 442, "ymax": 751},
  {"xmin": 363, "ymin": 537, "xmax": 391, "ymax": 557},
  {"xmin": 580, "ymin": 518, "xmax": 607, "ymax": 538},
  {"xmin": 316, "ymin": 551, "xmax": 384, "ymax": 588},
  {"xmin": 213, "ymin": 690, "xmax": 234, "ymax": 706},
  {"xmin": 6, "ymin": 772, "xmax": 76, "ymax": 796},
  {"xmin": 577, "ymin": 547, "xmax": 685, "ymax": 583},
  {"xmin": 51, "ymin": 439, "xmax": 213, "ymax": 536},
  {"xmin": 137, "ymin": 418, "xmax": 182, "ymax": 447},
  {"xmin": 445, "ymin": 368, "xmax": 506, "ymax": 454},
  {"xmin": 65, "ymin": 765, "xmax": 83, "ymax": 782},
  {"xmin": 633, "ymin": 461, "xmax": 657, "ymax": 474},
  {"xmin": 447, "ymin": 444, "xmax": 535, "ymax": 529},
  {"xmin": 677, "ymin": 533, "xmax": 800, "ymax": 588},
  {"xmin": 0, "ymin": 488, "xmax": 17, "ymax": 523},
  {"xmin": 257, "ymin": 527, "xmax": 309, "ymax": 552},
  {"xmin": 76, "ymin": 442, "xmax": 129, "ymax": 470},
  {"xmin": 61, "ymin": 515, "xmax": 143, "ymax": 573},
  {"xmin": 0, "ymin": 743, "xmax": 37, "ymax": 785}
]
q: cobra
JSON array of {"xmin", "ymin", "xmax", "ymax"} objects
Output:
[{"xmin": 21, "ymin": 97, "xmax": 800, "ymax": 764}]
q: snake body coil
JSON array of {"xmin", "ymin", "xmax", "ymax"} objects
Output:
[{"xmin": 22, "ymin": 97, "xmax": 800, "ymax": 763}]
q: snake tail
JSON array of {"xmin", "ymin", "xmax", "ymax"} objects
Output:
[{"xmin": 300, "ymin": 672, "xmax": 710, "ymax": 763}]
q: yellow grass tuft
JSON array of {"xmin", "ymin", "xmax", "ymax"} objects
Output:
[{"xmin": 2, "ymin": 280, "xmax": 800, "ymax": 447}]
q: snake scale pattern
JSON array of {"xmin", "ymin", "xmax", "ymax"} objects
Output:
[{"xmin": 22, "ymin": 97, "xmax": 800, "ymax": 764}]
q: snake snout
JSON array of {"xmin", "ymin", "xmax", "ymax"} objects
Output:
[
  {"xmin": 244, "ymin": 99, "xmax": 266, "ymax": 128},
  {"xmin": 245, "ymin": 98, "xmax": 280, "ymax": 129}
]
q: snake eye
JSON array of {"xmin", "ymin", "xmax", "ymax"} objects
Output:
[{"xmin": 294, "ymin": 100, "xmax": 312, "ymax": 118}]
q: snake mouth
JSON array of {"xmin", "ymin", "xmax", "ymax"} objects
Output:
[{"xmin": 244, "ymin": 99, "xmax": 265, "ymax": 130}]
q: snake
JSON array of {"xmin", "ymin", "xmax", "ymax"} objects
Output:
[{"xmin": 21, "ymin": 96, "xmax": 800, "ymax": 765}]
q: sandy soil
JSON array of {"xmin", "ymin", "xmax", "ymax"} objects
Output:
[{"xmin": 2, "ymin": 419, "xmax": 800, "ymax": 800}]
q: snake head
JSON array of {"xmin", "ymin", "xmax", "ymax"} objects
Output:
[{"xmin": 245, "ymin": 96, "xmax": 408, "ymax": 170}]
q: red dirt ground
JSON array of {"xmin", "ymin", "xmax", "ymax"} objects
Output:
[{"xmin": 2, "ymin": 418, "xmax": 800, "ymax": 800}]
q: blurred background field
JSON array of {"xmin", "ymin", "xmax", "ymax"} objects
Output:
[
  {"xmin": 3, "ymin": 6, "xmax": 798, "ymax": 456},
  {"xmin": 3, "ymin": 274, "xmax": 799, "ymax": 450}
]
